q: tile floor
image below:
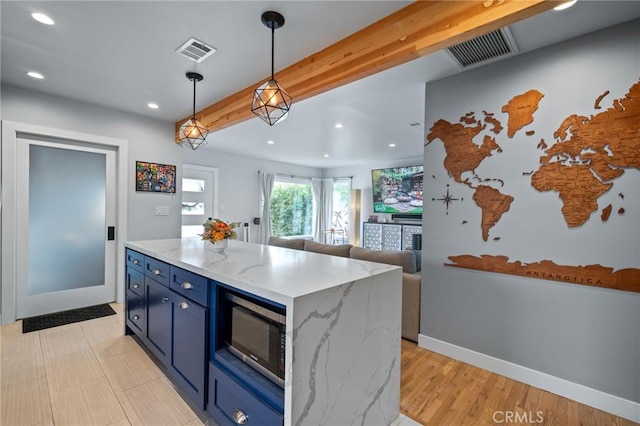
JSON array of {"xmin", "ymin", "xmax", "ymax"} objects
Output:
[{"xmin": 1, "ymin": 303, "xmax": 418, "ymax": 426}]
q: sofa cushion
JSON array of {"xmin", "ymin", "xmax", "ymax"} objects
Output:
[
  {"xmin": 349, "ymin": 246, "xmax": 417, "ymax": 274},
  {"xmin": 303, "ymin": 240, "xmax": 352, "ymax": 258},
  {"xmin": 267, "ymin": 236, "xmax": 306, "ymax": 251}
]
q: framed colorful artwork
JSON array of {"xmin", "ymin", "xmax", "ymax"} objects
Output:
[{"xmin": 135, "ymin": 161, "xmax": 176, "ymax": 193}]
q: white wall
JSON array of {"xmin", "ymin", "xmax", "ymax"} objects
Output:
[
  {"xmin": 2, "ymin": 84, "xmax": 182, "ymax": 241},
  {"xmin": 182, "ymin": 150, "xmax": 322, "ymax": 243},
  {"xmin": 0, "ymin": 85, "xmax": 322, "ymax": 316},
  {"xmin": 421, "ymin": 19, "xmax": 640, "ymax": 417}
]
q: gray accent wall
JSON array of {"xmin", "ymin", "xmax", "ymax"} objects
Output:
[{"xmin": 422, "ymin": 20, "xmax": 640, "ymax": 403}]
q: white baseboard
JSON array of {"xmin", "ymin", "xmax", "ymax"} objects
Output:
[{"xmin": 418, "ymin": 334, "xmax": 640, "ymax": 423}]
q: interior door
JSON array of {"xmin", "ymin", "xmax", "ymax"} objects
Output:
[{"xmin": 15, "ymin": 136, "xmax": 116, "ymax": 318}]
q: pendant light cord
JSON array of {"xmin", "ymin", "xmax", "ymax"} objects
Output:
[
  {"xmin": 271, "ymin": 23, "xmax": 276, "ymax": 80},
  {"xmin": 192, "ymin": 77, "xmax": 197, "ymax": 119},
  {"xmin": 271, "ymin": 25, "xmax": 275, "ymax": 80}
]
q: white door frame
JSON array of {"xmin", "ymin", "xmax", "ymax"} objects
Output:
[{"xmin": 1, "ymin": 120, "xmax": 128, "ymax": 325}]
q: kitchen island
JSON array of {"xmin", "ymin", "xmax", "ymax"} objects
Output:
[{"xmin": 124, "ymin": 238, "xmax": 402, "ymax": 426}]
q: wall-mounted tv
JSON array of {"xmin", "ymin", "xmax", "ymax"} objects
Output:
[{"xmin": 371, "ymin": 166, "xmax": 423, "ymax": 214}]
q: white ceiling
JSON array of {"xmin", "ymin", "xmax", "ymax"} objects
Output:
[{"xmin": 2, "ymin": 1, "xmax": 639, "ymax": 168}]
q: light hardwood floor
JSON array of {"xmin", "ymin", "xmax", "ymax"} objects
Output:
[
  {"xmin": 400, "ymin": 339, "xmax": 638, "ymax": 426},
  {"xmin": 1, "ymin": 305, "xmax": 636, "ymax": 425}
]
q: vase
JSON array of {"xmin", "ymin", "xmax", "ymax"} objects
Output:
[{"xmin": 210, "ymin": 238, "xmax": 228, "ymax": 253}]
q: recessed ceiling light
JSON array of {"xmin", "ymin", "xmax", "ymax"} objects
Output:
[
  {"xmin": 26, "ymin": 71, "xmax": 44, "ymax": 79},
  {"xmin": 389, "ymin": 143, "xmax": 396, "ymax": 148},
  {"xmin": 147, "ymin": 103, "xmax": 159, "ymax": 109},
  {"xmin": 334, "ymin": 123, "xmax": 343, "ymax": 129},
  {"xmin": 323, "ymin": 154, "xmax": 330, "ymax": 158},
  {"xmin": 267, "ymin": 140, "xmax": 275, "ymax": 144},
  {"xmin": 554, "ymin": 0, "xmax": 577, "ymax": 11},
  {"xmin": 32, "ymin": 12, "xmax": 54, "ymax": 25}
]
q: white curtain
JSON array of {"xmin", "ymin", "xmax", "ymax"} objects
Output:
[
  {"xmin": 312, "ymin": 178, "xmax": 334, "ymax": 243},
  {"xmin": 258, "ymin": 172, "xmax": 275, "ymax": 244}
]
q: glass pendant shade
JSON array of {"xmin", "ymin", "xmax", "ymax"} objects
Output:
[
  {"xmin": 252, "ymin": 79, "xmax": 292, "ymax": 126},
  {"xmin": 179, "ymin": 117, "xmax": 209, "ymax": 150}
]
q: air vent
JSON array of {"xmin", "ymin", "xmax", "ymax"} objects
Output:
[
  {"xmin": 445, "ymin": 27, "xmax": 518, "ymax": 69},
  {"xmin": 176, "ymin": 37, "xmax": 217, "ymax": 63}
]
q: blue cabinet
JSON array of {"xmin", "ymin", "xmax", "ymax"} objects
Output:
[
  {"xmin": 171, "ymin": 295, "xmax": 207, "ymax": 408},
  {"xmin": 125, "ymin": 249, "xmax": 209, "ymax": 410},
  {"xmin": 126, "ymin": 248, "xmax": 284, "ymax": 418},
  {"xmin": 145, "ymin": 277, "xmax": 172, "ymax": 366}
]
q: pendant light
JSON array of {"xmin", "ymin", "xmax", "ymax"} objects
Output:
[
  {"xmin": 179, "ymin": 72, "xmax": 209, "ymax": 150},
  {"xmin": 251, "ymin": 11, "xmax": 292, "ymax": 126}
]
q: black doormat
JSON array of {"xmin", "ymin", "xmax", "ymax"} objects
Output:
[{"xmin": 22, "ymin": 304, "xmax": 116, "ymax": 333}]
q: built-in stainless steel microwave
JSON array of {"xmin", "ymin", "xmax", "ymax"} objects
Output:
[{"xmin": 224, "ymin": 293, "xmax": 286, "ymax": 387}]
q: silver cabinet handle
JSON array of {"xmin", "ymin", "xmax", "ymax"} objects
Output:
[
  {"xmin": 232, "ymin": 410, "xmax": 247, "ymax": 424},
  {"xmin": 132, "ymin": 283, "xmax": 140, "ymax": 289},
  {"xmin": 153, "ymin": 269, "xmax": 160, "ymax": 275},
  {"xmin": 181, "ymin": 282, "xmax": 193, "ymax": 290},
  {"xmin": 179, "ymin": 301, "xmax": 189, "ymax": 310},
  {"xmin": 132, "ymin": 259, "xmax": 140, "ymax": 265},
  {"xmin": 132, "ymin": 315, "xmax": 140, "ymax": 321},
  {"xmin": 162, "ymin": 297, "xmax": 169, "ymax": 303}
]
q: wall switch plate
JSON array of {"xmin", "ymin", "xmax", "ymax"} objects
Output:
[{"xmin": 155, "ymin": 206, "xmax": 170, "ymax": 216}]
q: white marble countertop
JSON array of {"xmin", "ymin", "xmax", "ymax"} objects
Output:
[{"xmin": 125, "ymin": 238, "xmax": 399, "ymax": 305}]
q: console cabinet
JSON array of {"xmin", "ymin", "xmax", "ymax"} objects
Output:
[
  {"xmin": 125, "ymin": 249, "xmax": 208, "ymax": 409},
  {"xmin": 363, "ymin": 222, "xmax": 422, "ymax": 250}
]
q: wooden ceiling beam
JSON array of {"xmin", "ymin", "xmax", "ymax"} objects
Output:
[{"xmin": 175, "ymin": 0, "xmax": 559, "ymax": 140}]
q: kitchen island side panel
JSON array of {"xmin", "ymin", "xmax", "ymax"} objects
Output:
[{"xmin": 288, "ymin": 269, "xmax": 402, "ymax": 426}]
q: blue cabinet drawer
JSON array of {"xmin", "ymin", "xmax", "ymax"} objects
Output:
[
  {"xmin": 126, "ymin": 249, "xmax": 144, "ymax": 272},
  {"xmin": 170, "ymin": 266, "xmax": 209, "ymax": 306},
  {"xmin": 126, "ymin": 267, "xmax": 144, "ymax": 298},
  {"xmin": 144, "ymin": 257, "xmax": 170, "ymax": 287},
  {"xmin": 209, "ymin": 363, "xmax": 283, "ymax": 426},
  {"xmin": 126, "ymin": 290, "xmax": 145, "ymax": 336}
]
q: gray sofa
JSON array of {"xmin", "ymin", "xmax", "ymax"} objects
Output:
[{"xmin": 267, "ymin": 236, "xmax": 421, "ymax": 342}]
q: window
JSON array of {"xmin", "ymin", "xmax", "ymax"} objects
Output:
[
  {"xmin": 332, "ymin": 178, "xmax": 351, "ymax": 244},
  {"xmin": 270, "ymin": 178, "xmax": 313, "ymax": 237}
]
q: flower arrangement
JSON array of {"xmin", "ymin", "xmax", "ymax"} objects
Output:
[{"xmin": 200, "ymin": 218, "xmax": 240, "ymax": 244}]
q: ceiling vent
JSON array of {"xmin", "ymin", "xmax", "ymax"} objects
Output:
[
  {"xmin": 176, "ymin": 37, "xmax": 217, "ymax": 63},
  {"xmin": 445, "ymin": 27, "xmax": 518, "ymax": 69}
]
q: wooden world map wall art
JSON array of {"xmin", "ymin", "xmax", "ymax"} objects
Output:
[{"xmin": 425, "ymin": 79, "xmax": 640, "ymax": 294}]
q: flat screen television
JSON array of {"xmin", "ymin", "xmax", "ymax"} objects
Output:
[{"xmin": 371, "ymin": 166, "xmax": 423, "ymax": 214}]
